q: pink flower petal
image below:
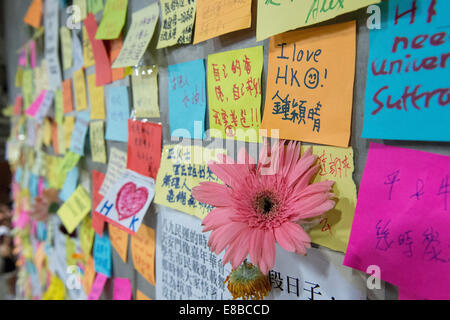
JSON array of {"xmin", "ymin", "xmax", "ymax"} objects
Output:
[
  {"xmin": 290, "ymin": 199, "xmax": 336, "ymax": 221},
  {"xmin": 202, "ymin": 207, "xmax": 233, "ymax": 232},
  {"xmin": 260, "ymin": 231, "xmax": 276, "ymax": 274},
  {"xmin": 192, "ymin": 181, "xmax": 233, "ymax": 207},
  {"xmin": 208, "ymin": 222, "xmax": 247, "ymax": 254},
  {"xmin": 274, "ymin": 225, "xmax": 296, "ymax": 252}
]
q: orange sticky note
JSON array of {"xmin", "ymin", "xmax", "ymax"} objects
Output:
[
  {"xmin": 92, "ymin": 170, "xmax": 106, "ymax": 236},
  {"xmin": 109, "ymin": 36, "xmax": 125, "ymax": 81},
  {"xmin": 108, "ymin": 223, "xmax": 128, "ymax": 263},
  {"xmin": 260, "ymin": 21, "xmax": 356, "ymax": 147},
  {"xmin": 82, "ymin": 255, "xmax": 96, "ymax": 295},
  {"xmin": 193, "ymin": 0, "xmax": 252, "ymax": 44},
  {"xmin": 131, "ymin": 224, "xmax": 155, "ymax": 286},
  {"xmin": 24, "ymin": 0, "xmax": 43, "ymax": 29},
  {"xmin": 51, "ymin": 121, "xmax": 59, "ymax": 154},
  {"xmin": 62, "ymin": 79, "xmax": 74, "ymax": 113},
  {"xmin": 136, "ymin": 290, "xmax": 151, "ymax": 300}
]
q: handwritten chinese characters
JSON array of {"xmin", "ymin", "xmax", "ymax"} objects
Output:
[
  {"xmin": 207, "ymin": 46, "xmax": 263, "ymax": 143},
  {"xmin": 344, "ymin": 143, "xmax": 450, "ymax": 299},
  {"xmin": 261, "ymin": 21, "xmax": 356, "ymax": 147}
]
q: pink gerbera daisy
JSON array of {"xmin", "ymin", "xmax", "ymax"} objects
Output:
[{"xmin": 192, "ymin": 140, "xmax": 336, "ymax": 275}]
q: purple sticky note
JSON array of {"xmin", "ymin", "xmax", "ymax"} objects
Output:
[
  {"xmin": 26, "ymin": 90, "xmax": 47, "ymax": 117},
  {"xmin": 113, "ymin": 278, "xmax": 132, "ymax": 300},
  {"xmin": 88, "ymin": 273, "xmax": 108, "ymax": 300}
]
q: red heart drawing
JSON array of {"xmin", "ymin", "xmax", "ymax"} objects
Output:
[{"xmin": 115, "ymin": 182, "xmax": 149, "ymax": 221}]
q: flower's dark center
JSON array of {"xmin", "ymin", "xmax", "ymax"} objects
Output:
[{"xmin": 253, "ymin": 191, "xmax": 279, "ymax": 217}]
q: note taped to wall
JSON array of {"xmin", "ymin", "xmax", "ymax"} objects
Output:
[
  {"xmin": 194, "ymin": 0, "xmax": 252, "ymax": 45},
  {"xmin": 89, "ymin": 121, "xmax": 107, "ymax": 164},
  {"xmin": 260, "ymin": 21, "xmax": 356, "ymax": 147},
  {"xmin": 362, "ymin": 0, "xmax": 450, "ymax": 141},
  {"xmin": 73, "ymin": 69, "xmax": 88, "ymax": 110},
  {"xmin": 168, "ymin": 59, "xmax": 207, "ymax": 140},
  {"xmin": 154, "ymin": 144, "xmax": 224, "ymax": 220},
  {"xmin": 105, "ymin": 86, "xmax": 129, "ymax": 143},
  {"xmin": 304, "ymin": 145, "xmax": 357, "ymax": 253},
  {"xmin": 157, "ymin": 0, "xmax": 196, "ymax": 49},
  {"xmin": 108, "ymin": 223, "xmax": 128, "ymax": 263},
  {"xmin": 131, "ymin": 224, "xmax": 155, "ymax": 286},
  {"xmin": 131, "ymin": 66, "xmax": 160, "ymax": 118},
  {"xmin": 344, "ymin": 143, "xmax": 450, "ymax": 300},
  {"xmin": 57, "ymin": 185, "xmax": 92, "ymax": 234},
  {"xmin": 24, "ymin": 0, "xmax": 43, "ymax": 29},
  {"xmin": 112, "ymin": 3, "xmax": 159, "ymax": 68},
  {"xmin": 207, "ymin": 46, "xmax": 263, "ymax": 143},
  {"xmin": 99, "ymin": 147, "xmax": 127, "ymax": 196},
  {"xmin": 96, "ymin": 170, "xmax": 155, "ymax": 235},
  {"xmin": 87, "ymin": 73, "xmax": 105, "ymax": 119},
  {"xmin": 44, "ymin": 0, "xmax": 62, "ymax": 89},
  {"xmin": 62, "ymin": 79, "xmax": 74, "ymax": 113},
  {"xmin": 95, "ymin": 0, "xmax": 128, "ymax": 40}
]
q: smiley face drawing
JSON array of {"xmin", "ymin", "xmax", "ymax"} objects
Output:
[{"xmin": 304, "ymin": 67, "xmax": 320, "ymax": 89}]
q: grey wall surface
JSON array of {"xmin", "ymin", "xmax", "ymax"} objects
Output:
[{"xmin": 3, "ymin": 0, "xmax": 449, "ymax": 300}]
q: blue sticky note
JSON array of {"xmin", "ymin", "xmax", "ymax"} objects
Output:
[
  {"xmin": 29, "ymin": 173, "xmax": 39, "ymax": 200},
  {"xmin": 105, "ymin": 86, "xmax": 129, "ymax": 143},
  {"xmin": 363, "ymin": 0, "xmax": 450, "ymax": 141},
  {"xmin": 70, "ymin": 111, "xmax": 90, "ymax": 155},
  {"xmin": 168, "ymin": 59, "xmax": 207, "ymax": 140},
  {"xmin": 58, "ymin": 166, "xmax": 79, "ymax": 202},
  {"xmin": 37, "ymin": 222, "xmax": 47, "ymax": 242},
  {"xmin": 93, "ymin": 233, "xmax": 112, "ymax": 278},
  {"xmin": 15, "ymin": 167, "xmax": 23, "ymax": 184}
]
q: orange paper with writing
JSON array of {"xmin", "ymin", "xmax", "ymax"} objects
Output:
[
  {"xmin": 193, "ymin": 0, "xmax": 252, "ymax": 44},
  {"xmin": 131, "ymin": 224, "xmax": 155, "ymax": 286},
  {"xmin": 24, "ymin": 0, "xmax": 43, "ymax": 29},
  {"xmin": 260, "ymin": 21, "xmax": 356, "ymax": 147},
  {"xmin": 109, "ymin": 36, "xmax": 125, "ymax": 81},
  {"xmin": 108, "ymin": 223, "xmax": 128, "ymax": 263},
  {"xmin": 82, "ymin": 255, "xmax": 96, "ymax": 295},
  {"xmin": 62, "ymin": 79, "xmax": 74, "ymax": 113}
]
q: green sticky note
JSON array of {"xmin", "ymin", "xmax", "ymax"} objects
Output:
[
  {"xmin": 88, "ymin": 0, "xmax": 104, "ymax": 14},
  {"xmin": 95, "ymin": 0, "xmax": 128, "ymax": 40}
]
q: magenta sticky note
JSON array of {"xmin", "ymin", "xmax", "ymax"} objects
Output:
[
  {"xmin": 26, "ymin": 90, "xmax": 46, "ymax": 117},
  {"xmin": 113, "ymin": 278, "xmax": 132, "ymax": 300},
  {"xmin": 14, "ymin": 211, "xmax": 30, "ymax": 230},
  {"xmin": 29, "ymin": 40, "xmax": 36, "ymax": 69},
  {"xmin": 344, "ymin": 143, "xmax": 450, "ymax": 300},
  {"xmin": 88, "ymin": 273, "xmax": 108, "ymax": 300}
]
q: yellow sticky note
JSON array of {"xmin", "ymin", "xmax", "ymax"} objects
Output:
[
  {"xmin": 108, "ymin": 223, "xmax": 128, "ymax": 263},
  {"xmin": 131, "ymin": 66, "xmax": 160, "ymax": 118},
  {"xmin": 60, "ymin": 26, "xmax": 73, "ymax": 70},
  {"xmin": 257, "ymin": 0, "xmax": 380, "ymax": 41},
  {"xmin": 207, "ymin": 46, "xmax": 263, "ymax": 143},
  {"xmin": 131, "ymin": 224, "xmax": 155, "ymax": 286},
  {"xmin": 305, "ymin": 145, "xmax": 357, "ymax": 253},
  {"xmin": 260, "ymin": 21, "xmax": 356, "ymax": 147},
  {"xmin": 80, "ymin": 216, "xmax": 95, "ymax": 262},
  {"xmin": 57, "ymin": 185, "xmax": 92, "ymax": 234},
  {"xmin": 194, "ymin": 0, "xmax": 252, "ymax": 44},
  {"xmin": 157, "ymin": 0, "xmax": 196, "ymax": 49},
  {"xmin": 136, "ymin": 289, "xmax": 151, "ymax": 300},
  {"xmin": 54, "ymin": 89, "xmax": 64, "ymax": 125},
  {"xmin": 43, "ymin": 275, "xmax": 66, "ymax": 300},
  {"xmin": 155, "ymin": 145, "xmax": 225, "ymax": 220},
  {"xmin": 64, "ymin": 116, "xmax": 75, "ymax": 150},
  {"xmin": 73, "ymin": 69, "xmax": 88, "ymax": 110},
  {"xmin": 57, "ymin": 122, "xmax": 66, "ymax": 155},
  {"xmin": 87, "ymin": 74, "xmax": 105, "ymax": 119},
  {"xmin": 66, "ymin": 236, "xmax": 77, "ymax": 266},
  {"xmin": 43, "ymin": 118, "xmax": 52, "ymax": 147},
  {"xmin": 112, "ymin": 3, "xmax": 159, "ymax": 68},
  {"xmin": 83, "ymin": 26, "xmax": 95, "ymax": 68},
  {"xmin": 82, "ymin": 255, "xmax": 96, "ymax": 295},
  {"xmin": 95, "ymin": 0, "xmax": 128, "ymax": 40},
  {"xmin": 89, "ymin": 121, "xmax": 107, "ymax": 164},
  {"xmin": 74, "ymin": 0, "xmax": 88, "ymax": 23}
]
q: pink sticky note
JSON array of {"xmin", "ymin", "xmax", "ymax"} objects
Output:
[
  {"xmin": 38, "ymin": 177, "xmax": 45, "ymax": 196},
  {"xmin": 84, "ymin": 13, "xmax": 112, "ymax": 86},
  {"xmin": 29, "ymin": 40, "xmax": 36, "ymax": 68},
  {"xmin": 88, "ymin": 273, "xmax": 108, "ymax": 300},
  {"xmin": 26, "ymin": 90, "xmax": 46, "ymax": 117},
  {"xmin": 14, "ymin": 211, "xmax": 30, "ymax": 229},
  {"xmin": 344, "ymin": 143, "xmax": 450, "ymax": 300},
  {"xmin": 19, "ymin": 48, "xmax": 27, "ymax": 66},
  {"xmin": 113, "ymin": 278, "xmax": 132, "ymax": 300}
]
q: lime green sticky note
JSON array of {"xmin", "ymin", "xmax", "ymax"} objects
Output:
[
  {"xmin": 95, "ymin": 0, "xmax": 128, "ymax": 40},
  {"xmin": 57, "ymin": 185, "xmax": 91, "ymax": 234},
  {"xmin": 88, "ymin": 0, "xmax": 104, "ymax": 14}
]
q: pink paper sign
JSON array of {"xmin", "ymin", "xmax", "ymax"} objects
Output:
[
  {"xmin": 344, "ymin": 143, "xmax": 450, "ymax": 300},
  {"xmin": 26, "ymin": 90, "xmax": 46, "ymax": 116},
  {"xmin": 113, "ymin": 278, "xmax": 132, "ymax": 300},
  {"xmin": 87, "ymin": 273, "xmax": 108, "ymax": 300}
]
